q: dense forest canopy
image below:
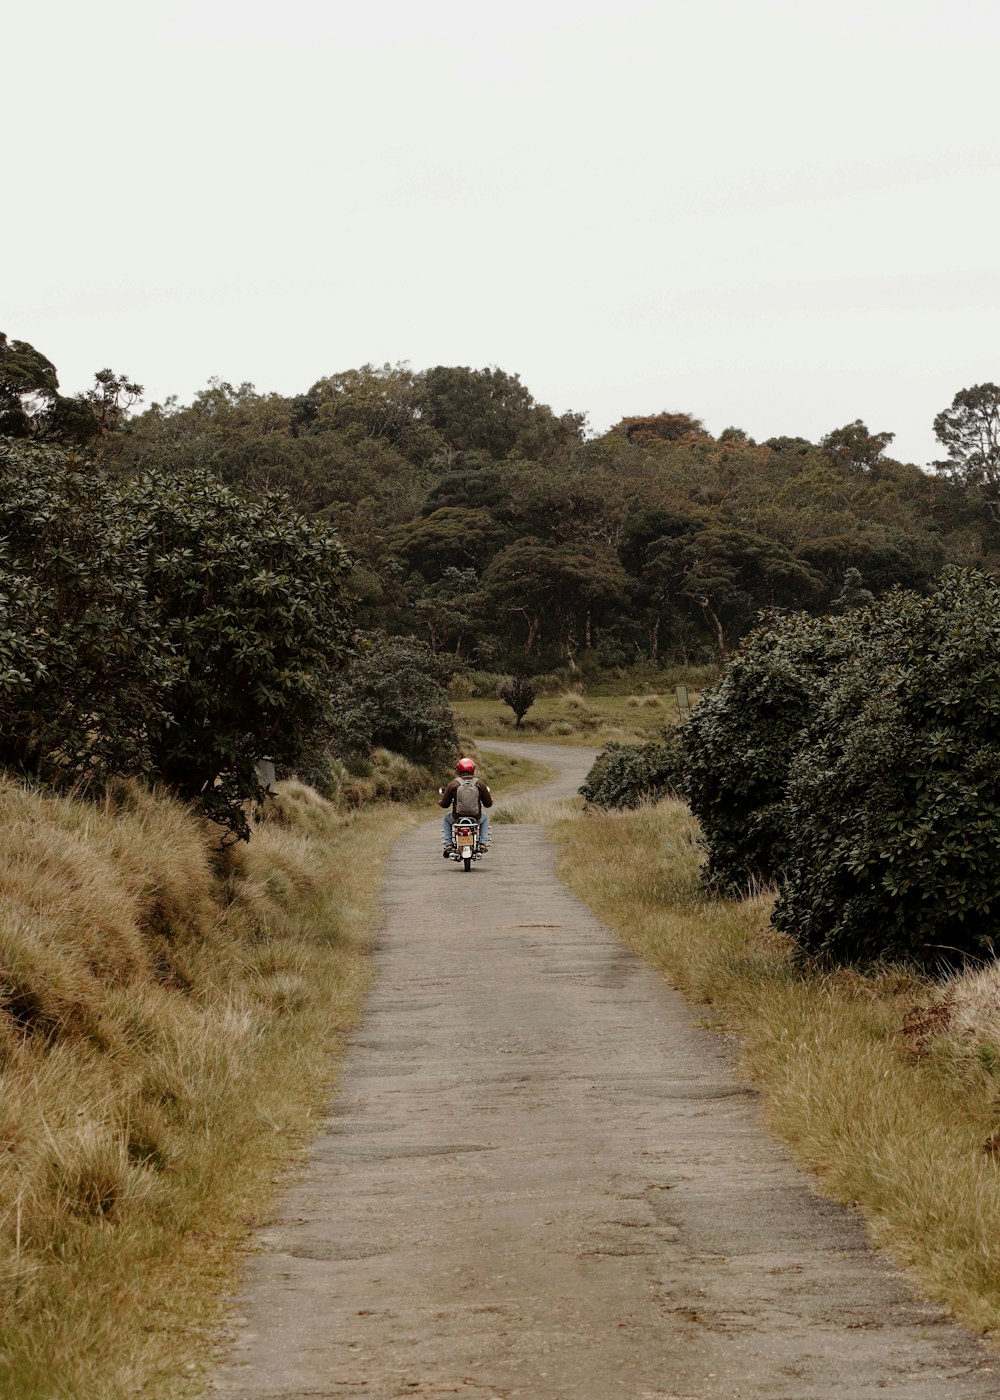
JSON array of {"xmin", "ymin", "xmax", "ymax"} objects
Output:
[{"xmin": 3, "ymin": 333, "xmax": 999, "ymax": 675}]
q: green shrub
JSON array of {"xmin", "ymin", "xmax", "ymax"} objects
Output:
[
  {"xmin": 330, "ymin": 634, "xmax": 458, "ymax": 767},
  {"xmin": 580, "ymin": 731, "xmax": 686, "ymax": 809},
  {"xmin": 688, "ymin": 570, "xmax": 1000, "ymax": 967},
  {"xmin": 774, "ymin": 570, "xmax": 1000, "ymax": 969},
  {"xmin": 679, "ymin": 611, "xmax": 849, "ymax": 894},
  {"xmin": 126, "ymin": 470, "xmax": 354, "ymax": 836}
]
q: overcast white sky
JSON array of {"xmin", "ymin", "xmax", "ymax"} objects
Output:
[{"xmin": 4, "ymin": 0, "xmax": 999, "ymax": 464}]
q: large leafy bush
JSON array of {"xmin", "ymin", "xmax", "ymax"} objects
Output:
[
  {"xmin": 0, "ymin": 443, "xmax": 170, "ymax": 785},
  {"xmin": 124, "ymin": 470, "xmax": 354, "ymax": 831},
  {"xmin": 685, "ymin": 569, "xmax": 1000, "ymax": 968},
  {"xmin": 0, "ymin": 447, "xmax": 355, "ymax": 835},
  {"xmin": 679, "ymin": 612, "xmax": 848, "ymax": 893},
  {"xmin": 774, "ymin": 571, "xmax": 1000, "ymax": 968}
]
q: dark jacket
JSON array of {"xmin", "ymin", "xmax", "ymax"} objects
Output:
[{"xmin": 439, "ymin": 777, "xmax": 493, "ymax": 813}]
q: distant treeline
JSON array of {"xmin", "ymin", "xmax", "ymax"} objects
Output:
[{"xmin": 4, "ymin": 333, "xmax": 999, "ymax": 680}]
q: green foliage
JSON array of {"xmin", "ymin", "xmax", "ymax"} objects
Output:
[
  {"xmin": 330, "ymin": 634, "xmax": 458, "ymax": 767},
  {"xmin": 8, "ymin": 336, "xmax": 996, "ymax": 680},
  {"xmin": 297, "ymin": 363, "xmax": 426, "ymax": 449},
  {"xmin": 820, "ymin": 419, "xmax": 895, "ymax": 473},
  {"xmin": 498, "ymin": 675, "xmax": 536, "ymax": 726},
  {"xmin": 688, "ymin": 570, "xmax": 1000, "ymax": 968},
  {"xmin": 0, "ymin": 442, "xmax": 170, "ymax": 785},
  {"xmin": 120, "ymin": 378, "xmax": 431, "ymax": 552},
  {"xmin": 56, "ymin": 368, "xmax": 144, "ymax": 454},
  {"xmin": 412, "ymin": 566, "xmax": 483, "ymax": 654},
  {"xmin": 774, "ymin": 570, "xmax": 1000, "ymax": 969},
  {"xmin": 580, "ymin": 731, "xmax": 686, "ymax": 809},
  {"xmin": 832, "ymin": 566, "xmax": 875, "ymax": 612},
  {"xmin": 0, "ymin": 445, "xmax": 355, "ymax": 836},
  {"xmin": 0, "ymin": 333, "xmax": 142, "ymax": 450},
  {"xmin": 480, "ymin": 537, "xmax": 630, "ymax": 661},
  {"xmin": 670, "ymin": 524, "xmax": 826, "ymax": 655},
  {"xmin": 414, "ymin": 365, "xmax": 584, "ymax": 460},
  {"xmin": 387, "ymin": 506, "xmax": 508, "ymax": 581},
  {"xmin": 680, "ymin": 612, "xmax": 849, "ymax": 894},
  {"xmin": 933, "ymin": 383, "xmax": 1000, "ymax": 513},
  {"xmin": 0, "ymin": 334, "xmax": 61, "ymax": 438},
  {"xmin": 124, "ymin": 469, "xmax": 355, "ymax": 833}
]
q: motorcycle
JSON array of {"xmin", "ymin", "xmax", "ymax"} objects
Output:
[{"xmin": 446, "ymin": 817, "xmax": 485, "ymax": 872}]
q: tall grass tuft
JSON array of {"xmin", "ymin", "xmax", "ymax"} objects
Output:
[
  {"xmin": 492, "ymin": 797, "xmax": 581, "ymax": 825},
  {"xmin": 0, "ymin": 773, "xmax": 418, "ymax": 1398}
]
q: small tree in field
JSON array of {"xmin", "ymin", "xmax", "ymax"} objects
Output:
[{"xmin": 499, "ymin": 675, "xmax": 536, "ymax": 728}]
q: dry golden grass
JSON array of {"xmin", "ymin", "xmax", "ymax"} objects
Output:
[
  {"xmin": 492, "ymin": 796, "xmax": 582, "ymax": 825},
  {"xmin": 935, "ymin": 964, "xmax": 1000, "ymax": 1047},
  {"xmin": 0, "ymin": 775, "xmax": 419, "ymax": 1399},
  {"xmin": 552, "ymin": 798, "xmax": 1000, "ymax": 1335},
  {"xmin": 0, "ymin": 741, "xmax": 553, "ymax": 1398},
  {"xmin": 335, "ymin": 749, "xmax": 434, "ymax": 806}
]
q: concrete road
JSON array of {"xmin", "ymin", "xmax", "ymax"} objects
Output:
[{"xmin": 209, "ymin": 742, "xmax": 995, "ymax": 1399}]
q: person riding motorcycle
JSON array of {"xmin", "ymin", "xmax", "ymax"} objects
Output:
[{"xmin": 439, "ymin": 757, "xmax": 493, "ymax": 856}]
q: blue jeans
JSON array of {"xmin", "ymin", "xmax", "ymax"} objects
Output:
[{"xmin": 443, "ymin": 811, "xmax": 490, "ymax": 845}]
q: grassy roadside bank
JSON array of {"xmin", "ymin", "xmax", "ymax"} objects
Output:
[
  {"xmin": 549, "ymin": 798, "xmax": 1000, "ymax": 1336},
  {"xmin": 0, "ymin": 746, "xmax": 547, "ymax": 1400},
  {"xmin": 0, "ymin": 781, "xmax": 418, "ymax": 1400}
]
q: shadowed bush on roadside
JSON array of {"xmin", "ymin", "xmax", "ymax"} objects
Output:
[
  {"xmin": 580, "ymin": 730, "xmax": 687, "ymax": 810},
  {"xmin": 774, "ymin": 571, "xmax": 1000, "ymax": 969},
  {"xmin": 678, "ymin": 610, "xmax": 848, "ymax": 895}
]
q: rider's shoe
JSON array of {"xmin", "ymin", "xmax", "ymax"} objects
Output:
[{"xmin": 442, "ymin": 845, "xmax": 453, "ymax": 858}]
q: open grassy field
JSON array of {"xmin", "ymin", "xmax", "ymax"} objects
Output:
[
  {"xmin": 545, "ymin": 796, "xmax": 1000, "ymax": 1335},
  {"xmin": 452, "ymin": 687, "xmax": 694, "ymax": 746}
]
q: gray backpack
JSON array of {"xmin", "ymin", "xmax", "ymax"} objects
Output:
[{"xmin": 453, "ymin": 776, "xmax": 481, "ymax": 817}]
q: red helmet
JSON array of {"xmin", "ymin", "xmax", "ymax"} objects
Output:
[{"xmin": 456, "ymin": 757, "xmax": 476, "ymax": 775}]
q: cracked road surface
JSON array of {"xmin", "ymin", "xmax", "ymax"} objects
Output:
[{"xmin": 209, "ymin": 741, "xmax": 996, "ymax": 1399}]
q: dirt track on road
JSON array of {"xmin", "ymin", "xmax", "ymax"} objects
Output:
[{"xmin": 209, "ymin": 742, "xmax": 996, "ymax": 1399}]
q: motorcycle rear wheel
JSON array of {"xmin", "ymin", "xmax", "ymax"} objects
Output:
[{"xmin": 463, "ymin": 855, "xmax": 471, "ymax": 871}]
